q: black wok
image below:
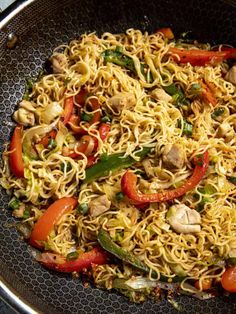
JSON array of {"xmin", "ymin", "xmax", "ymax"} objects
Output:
[{"xmin": 0, "ymin": 0, "xmax": 236, "ymax": 313}]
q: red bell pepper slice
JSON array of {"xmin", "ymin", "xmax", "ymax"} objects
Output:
[
  {"xmin": 30, "ymin": 197, "xmax": 77, "ymax": 249},
  {"xmin": 68, "ymin": 115, "xmax": 88, "ymax": 134},
  {"xmin": 63, "ymin": 96, "xmax": 74, "ymax": 125},
  {"xmin": 37, "ymin": 247, "xmax": 108, "ymax": 273},
  {"xmin": 99, "ymin": 123, "xmax": 111, "ymax": 141},
  {"xmin": 74, "ymin": 88, "xmax": 87, "ymax": 106},
  {"xmin": 168, "ymin": 47, "xmax": 231, "ymax": 66},
  {"xmin": 89, "ymin": 98, "xmax": 101, "ymax": 125},
  {"xmin": 157, "ymin": 27, "xmax": 174, "ymax": 40},
  {"xmin": 200, "ymin": 81, "xmax": 217, "ymax": 106},
  {"xmin": 9, "ymin": 125, "xmax": 24, "ymax": 178},
  {"xmin": 121, "ymin": 151, "xmax": 209, "ymax": 204},
  {"xmin": 38, "ymin": 130, "xmax": 57, "ymax": 148},
  {"xmin": 67, "ymin": 135, "xmax": 96, "ymax": 159},
  {"xmin": 86, "ymin": 155, "xmax": 97, "ymax": 168}
]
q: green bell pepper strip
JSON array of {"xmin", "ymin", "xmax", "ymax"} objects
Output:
[
  {"xmin": 98, "ymin": 229, "xmax": 184, "ymax": 283},
  {"xmin": 98, "ymin": 229, "xmax": 150, "ymax": 273},
  {"xmin": 163, "ymin": 83, "xmax": 189, "ymax": 107},
  {"xmin": 84, "ymin": 147, "xmax": 151, "ymax": 184}
]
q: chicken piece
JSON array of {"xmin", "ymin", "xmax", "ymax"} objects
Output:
[
  {"xmin": 225, "ymin": 65, "xmax": 236, "ymax": 86},
  {"xmin": 162, "ymin": 144, "xmax": 185, "ymax": 169},
  {"xmin": 216, "ymin": 122, "xmax": 235, "ymax": 142},
  {"xmin": 12, "ymin": 204, "xmax": 25, "ymax": 218},
  {"xmin": 167, "ymin": 204, "xmax": 201, "ymax": 234},
  {"xmin": 142, "ymin": 159, "xmax": 155, "ymax": 178},
  {"xmin": 13, "ymin": 100, "xmax": 36, "ymax": 126},
  {"xmin": 151, "ymin": 88, "xmax": 172, "ymax": 103},
  {"xmin": 51, "ymin": 53, "xmax": 68, "ymax": 74},
  {"xmin": 108, "ymin": 93, "xmax": 136, "ymax": 114},
  {"xmin": 89, "ymin": 195, "xmax": 111, "ymax": 217}
]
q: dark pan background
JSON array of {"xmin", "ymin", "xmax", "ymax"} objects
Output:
[{"xmin": 0, "ymin": 0, "xmax": 236, "ymax": 313}]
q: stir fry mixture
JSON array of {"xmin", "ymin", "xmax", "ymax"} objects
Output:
[{"xmin": 1, "ymin": 28, "xmax": 236, "ymax": 303}]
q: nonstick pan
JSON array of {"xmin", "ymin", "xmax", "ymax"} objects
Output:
[{"xmin": 0, "ymin": 0, "xmax": 236, "ymax": 313}]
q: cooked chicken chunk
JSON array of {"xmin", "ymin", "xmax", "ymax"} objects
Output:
[
  {"xmin": 225, "ymin": 65, "xmax": 236, "ymax": 86},
  {"xmin": 216, "ymin": 122, "xmax": 234, "ymax": 142},
  {"xmin": 167, "ymin": 204, "xmax": 201, "ymax": 234},
  {"xmin": 142, "ymin": 159, "xmax": 155, "ymax": 178},
  {"xmin": 108, "ymin": 92, "xmax": 136, "ymax": 114},
  {"xmin": 162, "ymin": 144, "xmax": 185, "ymax": 169},
  {"xmin": 151, "ymin": 88, "xmax": 172, "ymax": 103},
  {"xmin": 51, "ymin": 53, "xmax": 68, "ymax": 74},
  {"xmin": 13, "ymin": 100, "xmax": 36, "ymax": 126},
  {"xmin": 89, "ymin": 195, "xmax": 111, "ymax": 217},
  {"xmin": 12, "ymin": 204, "xmax": 25, "ymax": 218}
]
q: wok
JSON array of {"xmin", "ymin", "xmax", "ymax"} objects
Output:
[{"xmin": 0, "ymin": 0, "xmax": 236, "ymax": 313}]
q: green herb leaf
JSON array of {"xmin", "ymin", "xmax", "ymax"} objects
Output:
[
  {"xmin": 77, "ymin": 203, "xmax": 89, "ymax": 215},
  {"xmin": 115, "ymin": 192, "xmax": 124, "ymax": 201},
  {"xmin": 8, "ymin": 198, "xmax": 20, "ymax": 210},
  {"xmin": 211, "ymin": 107, "xmax": 225, "ymax": 120},
  {"xmin": 66, "ymin": 251, "xmax": 79, "ymax": 261},
  {"xmin": 23, "ymin": 208, "xmax": 30, "ymax": 219}
]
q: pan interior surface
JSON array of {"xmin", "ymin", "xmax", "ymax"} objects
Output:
[{"xmin": 0, "ymin": 0, "xmax": 236, "ymax": 313}]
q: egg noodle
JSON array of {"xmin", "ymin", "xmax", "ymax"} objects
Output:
[{"xmin": 1, "ymin": 29, "xmax": 236, "ymax": 301}]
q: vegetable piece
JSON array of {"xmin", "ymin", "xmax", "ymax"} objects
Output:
[
  {"xmin": 221, "ymin": 266, "xmax": 236, "ymax": 292},
  {"xmin": 67, "ymin": 115, "xmax": 87, "ymax": 135},
  {"xmin": 227, "ymin": 176, "xmax": 236, "ymax": 184},
  {"xmin": 9, "ymin": 125, "xmax": 24, "ymax": 178},
  {"xmin": 157, "ymin": 27, "xmax": 174, "ymax": 40},
  {"xmin": 74, "ymin": 88, "xmax": 87, "ymax": 106},
  {"xmin": 101, "ymin": 115, "xmax": 111, "ymax": 123},
  {"xmin": 66, "ymin": 251, "xmax": 79, "ymax": 261},
  {"xmin": 116, "ymin": 192, "xmax": 124, "ymax": 201},
  {"xmin": 23, "ymin": 208, "xmax": 30, "ymax": 219},
  {"xmin": 8, "ymin": 198, "xmax": 20, "ymax": 210},
  {"xmin": 39, "ymin": 101, "xmax": 63, "ymax": 124},
  {"xmin": 121, "ymin": 151, "xmax": 209, "ymax": 204},
  {"xmin": 178, "ymin": 119, "xmax": 193, "ymax": 136},
  {"xmin": 168, "ymin": 47, "xmax": 231, "ymax": 66},
  {"xmin": 86, "ymin": 155, "xmax": 97, "ymax": 168},
  {"xmin": 194, "ymin": 278, "xmax": 212, "ymax": 291},
  {"xmin": 84, "ymin": 147, "xmax": 151, "ymax": 184},
  {"xmin": 211, "ymin": 107, "xmax": 225, "ymax": 120},
  {"xmin": 87, "ymin": 98, "xmax": 101, "ymax": 125},
  {"xmin": 77, "ymin": 203, "xmax": 89, "ymax": 215},
  {"xmin": 23, "ymin": 78, "xmax": 34, "ymax": 100},
  {"xmin": 37, "ymin": 247, "xmax": 108, "ymax": 273},
  {"xmin": 67, "ymin": 135, "xmax": 96, "ymax": 159},
  {"xmin": 181, "ymin": 282, "xmax": 215, "ymax": 300},
  {"xmin": 112, "ymin": 277, "xmax": 179, "ymax": 291},
  {"xmin": 81, "ymin": 113, "xmax": 93, "ymax": 122},
  {"xmin": 102, "ymin": 49, "xmax": 135, "ymax": 72},
  {"xmin": 163, "ymin": 84, "xmax": 188, "ymax": 106},
  {"xmin": 30, "ymin": 197, "xmax": 77, "ymax": 249},
  {"xmin": 98, "ymin": 229, "xmax": 150, "ymax": 273},
  {"xmin": 189, "ymin": 83, "xmax": 202, "ymax": 96},
  {"xmin": 199, "ymin": 81, "xmax": 217, "ymax": 106},
  {"xmin": 39, "ymin": 130, "xmax": 57, "ymax": 148},
  {"xmin": 63, "ymin": 96, "xmax": 74, "ymax": 125},
  {"xmin": 99, "ymin": 123, "xmax": 110, "ymax": 141}
]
